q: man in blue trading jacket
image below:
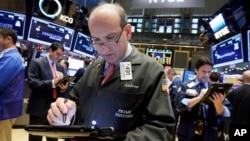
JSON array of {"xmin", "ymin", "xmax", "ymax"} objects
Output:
[
  {"xmin": 0, "ymin": 27, "xmax": 25, "ymax": 141},
  {"xmin": 175, "ymin": 57, "xmax": 231, "ymax": 141},
  {"xmin": 167, "ymin": 68, "xmax": 183, "ymax": 141},
  {"xmin": 47, "ymin": 3, "xmax": 176, "ymax": 141},
  {"xmin": 167, "ymin": 68, "xmax": 182, "ymax": 118}
]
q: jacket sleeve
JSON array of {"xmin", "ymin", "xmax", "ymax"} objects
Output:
[
  {"xmin": 28, "ymin": 59, "xmax": 53, "ymax": 90},
  {"xmin": 0, "ymin": 55, "xmax": 21, "ymax": 91},
  {"xmin": 174, "ymin": 83, "xmax": 190, "ymax": 112},
  {"xmin": 124, "ymin": 70, "xmax": 176, "ymax": 141}
]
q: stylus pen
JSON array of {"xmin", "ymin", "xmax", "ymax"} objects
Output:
[{"xmin": 63, "ymin": 98, "xmax": 68, "ymax": 123}]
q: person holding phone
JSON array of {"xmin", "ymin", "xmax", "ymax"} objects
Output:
[{"xmin": 27, "ymin": 42, "xmax": 68, "ymax": 141}]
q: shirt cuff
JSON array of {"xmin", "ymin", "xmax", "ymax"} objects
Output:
[
  {"xmin": 52, "ymin": 79, "xmax": 56, "ymax": 88},
  {"xmin": 222, "ymin": 106, "xmax": 230, "ymax": 117},
  {"xmin": 182, "ymin": 98, "xmax": 191, "ymax": 106}
]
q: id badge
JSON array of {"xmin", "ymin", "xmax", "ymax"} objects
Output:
[{"xmin": 120, "ymin": 62, "xmax": 133, "ymax": 80}]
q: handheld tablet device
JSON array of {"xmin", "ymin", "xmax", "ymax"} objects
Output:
[
  {"xmin": 56, "ymin": 76, "xmax": 76, "ymax": 86},
  {"xmin": 24, "ymin": 125, "xmax": 114, "ymax": 139},
  {"xmin": 201, "ymin": 83, "xmax": 233, "ymax": 104}
]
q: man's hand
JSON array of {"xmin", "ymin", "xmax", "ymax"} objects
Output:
[
  {"xmin": 198, "ymin": 88, "xmax": 208, "ymax": 100},
  {"xmin": 58, "ymin": 82, "xmax": 69, "ymax": 90},
  {"xmin": 47, "ymin": 98, "xmax": 76, "ymax": 125},
  {"xmin": 54, "ymin": 71, "xmax": 64, "ymax": 84},
  {"xmin": 209, "ymin": 92, "xmax": 226, "ymax": 115}
]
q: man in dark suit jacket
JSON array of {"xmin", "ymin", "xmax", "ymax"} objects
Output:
[
  {"xmin": 228, "ymin": 70, "xmax": 250, "ymax": 124},
  {"xmin": 26, "ymin": 42, "xmax": 68, "ymax": 141}
]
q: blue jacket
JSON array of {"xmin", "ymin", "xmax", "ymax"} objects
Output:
[
  {"xmin": 0, "ymin": 48, "xmax": 25, "ymax": 120},
  {"xmin": 169, "ymin": 76, "xmax": 182, "ymax": 117},
  {"xmin": 175, "ymin": 79, "xmax": 231, "ymax": 141}
]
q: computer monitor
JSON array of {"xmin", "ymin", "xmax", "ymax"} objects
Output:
[
  {"xmin": 146, "ymin": 48, "xmax": 173, "ymax": 66},
  {"xmin": 27, "ymin": 17, "xmax": 74, "ymax": 51},
  {"xmin": 247, "ymin": 29, "xmax": 250, "ymax": 61},
  {"xmin": 209, "ymin": 13, "xmax": 230, "ymax": 40},
  {"xmin": 73, "ymin": 32, "xmax": 96, "ymax": 58},
  {"xmin": 211, "ymin": 33, "xmax": 244, "ymax": 68},
  {"xmin": 0, "ymin": 10, "xmax": 26, "ymax": 39},
  {"xmin": 182, "ymin": 69, "xmax": 196, "ymax": 83}
]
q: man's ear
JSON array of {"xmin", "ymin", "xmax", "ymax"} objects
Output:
[{"xmin": 124, "ymin": 24, "xmax": 132, "ymax": 40}]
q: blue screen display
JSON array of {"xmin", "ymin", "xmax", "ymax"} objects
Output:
[
  {"xmin": 73, "ymin": 32, "xmax": 96, "ymax": 58},
  {"xmin": 28, "ymin": 17, "xmax": 74, "ymax": 50},
  {"xmin": 0, "ymin": 10, "xmax": 26, "ymax": 39},
  {"xmin": 182, "ymin": 69, "xmax": 196, "ymax": 83},
  {"xmin": 211, "ymin": 33, "xmax": 244, "ymax": 68},
  {"xmin": 247, "ymin": 30, "xmax": 250, "ymax": 61}
]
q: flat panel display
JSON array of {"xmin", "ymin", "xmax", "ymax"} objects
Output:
[
  {"xmin": 182, "ymin": 69, "xmax": 196, "ymax": 83},
  {"xmin": 146, "ymin": 48, "xmax": 173, "ymax": 66},
  {"xmin": 209, "ymin": 13, "xmax": 230, "ymax": 40},
  {"xmin": 211, "ymin": 33, "xmax": 244, "ymax": 68},
  {"xmin": 247, "ymin": 29, "xmax": 250, "ymax": 61},
  {"xmin": 73, "ymin": 32, "xmax": 96, "ymax": 58},
  {"xmin": 27, "ymin": 17, "xmax": 74, "ymax": 51},
  {"xmin": 0, "ymin": 10, "xmax": 26, "ymax": 39}
]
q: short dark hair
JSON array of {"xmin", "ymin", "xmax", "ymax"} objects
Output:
[
  {"xmin": 195, "ymin": 57, "xmax": 213, "ymax": 70},
  {"xmin": 209, "ymin": 72, "xmax": 220, "ymax": 82},
  {"xmin": 84, "ymin": 58, "xmax": 92, "ymax": 66},
  {"xmin": 0, "ymin": 26, "xmax": 17, "ymax": 44},
  {"xmin": 49, "ymin": 42, "xmax": 65, "ymax": 52}
]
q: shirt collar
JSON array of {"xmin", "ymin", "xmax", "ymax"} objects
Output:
[
  {"xmin": 46, "ymin": 54, "xmax": 54, "ymax": 65},
  {"xmin": 195, "ymin": 79, "xmax": 209, "ymax": 88},
  {"xmin": 0, "ymin": 47, "xmax": 17, "ymax": 54},
  {"xmin": 105, "ymin": 43, "xmax": 133, "ymax": 68}
]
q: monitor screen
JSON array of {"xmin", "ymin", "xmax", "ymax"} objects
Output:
[
  {"xmin": 209, "ymin": 13, "xmax": 230, "ymax": 40},
  {"xmin": 211, "ymin": 33, "xmax": 244, "ymax": 68},
  {"xmin": 68, "ymin": 58, "xmax": 84, "ymax": 70},
  {"xmin": 27, "ymin": 17, "xmax": 74, "ymax": 51},
  {"xmin": 0, "ymin": 10, "xmax": 26, "ymax": 40},
  {"xmin": 73, "ymin": 32, "xmax": 96, "ymax": 58},
  {"xmin": 247, "ymin": 29, "xmax": 250, "ymax": 61},
  {"xmin": 182, "ymin": 69, "xmax": 196, "ymax": 83},
  {"xmin": 146, "ymin": 48, "xmax": 173, "ymax": 66}
]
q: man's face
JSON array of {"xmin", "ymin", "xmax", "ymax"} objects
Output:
[
  {"xmin": 49, "ymin": 48, "xmax": 64, "ymax": 62},
  {"xmin": 88, "ymin": 10, "xmax": 132, "ymax": 64},
  {"xmin": 195, "ymin": 64, "xmax": 212, "ymax": 83},
  {"xmin": 167, "ymin": 73, "xmax": 173, "ymax": 81}
]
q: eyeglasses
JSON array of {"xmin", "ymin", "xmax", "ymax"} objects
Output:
[{"xmin": 88, "ymin": 27, "xmax": 124, "ymax": 48}]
